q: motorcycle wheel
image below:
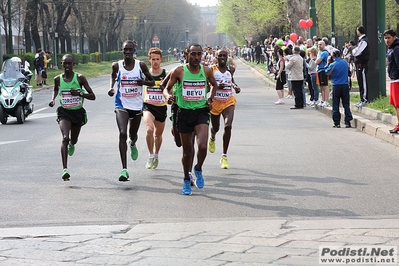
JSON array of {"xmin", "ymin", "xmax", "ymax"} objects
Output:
[
  {"xmin": 0, "ymin": 106, "xmax": 7, "ymax": 124},
  {"xmin": 16, "ymin": 105, "xmax": 25, "ymax": 124}
]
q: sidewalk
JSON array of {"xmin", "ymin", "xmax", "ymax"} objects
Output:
[
  {"xmin": 249, "ymin": 60, "xmax": 399, "ymax": 148},
  {"xmin": 0, "ymin": 218, "xmax": 398, "ymax": 265}
]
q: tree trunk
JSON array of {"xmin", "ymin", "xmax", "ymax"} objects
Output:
[{"xmin": 286, "ymin": 0, "xmax": 309, "ymax": 39}]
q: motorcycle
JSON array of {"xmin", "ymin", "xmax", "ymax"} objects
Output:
[{"xmin": 0, "ymin": 57, "xmax": 34, "ymax": 124}]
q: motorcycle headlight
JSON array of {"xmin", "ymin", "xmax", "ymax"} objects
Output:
[
  {"xmin": 1, "ymin": 88, "xmax": 8, "ymax": 97},
  {"xmin": 10, "ymin": 88, "xmax": 20, "ymax": 97}
]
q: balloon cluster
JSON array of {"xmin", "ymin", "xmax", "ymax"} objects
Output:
[
  {"xmin": 299, "ymin": 19, "xmax": 313, "ymax": 29},
  {"xmin": 289, "ymin": 19, "xmax": 314, "ymax": 43}
]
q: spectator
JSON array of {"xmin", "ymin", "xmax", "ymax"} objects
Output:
[
  {"xmin": 352, "ymin": 25, "xmax": 370, "ymax": 107},
  {"xmin": 325, "ymin": 49, "xmax": 353, "ymax": 128},
  {"xmin": 286, "ymin": 46, "xmax": 304, "ymax": 109},
  {"xmin": 383, "ymin": 29, "xmax": 399, "ymax": 134}
]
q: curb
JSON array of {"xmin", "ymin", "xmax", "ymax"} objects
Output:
[{"xmin": 317, "ymin": 105, "xmax": 399, "ymax": 147}]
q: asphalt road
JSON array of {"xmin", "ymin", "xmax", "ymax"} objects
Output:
[{"xmin": 0, "ymin": 60, "xmax": 398, "ymax": 228}]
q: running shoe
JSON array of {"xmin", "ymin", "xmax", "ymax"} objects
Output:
[
  {"xmin": 145, "ymin": 158, "xmax": 154, "ymax": 169},
  {"xmin": 220, "ymin": 156, "xmax": 229, "ymax": 169},
  {"xmin": 130, "ymin": 143, "xmax": 138, "ymax": 160},
  {"xmin": 119, "ymin": 169, "xmax": 129, "ymax": 182},
  {"xmin": 62, "ymin": 169, "xmax": 70, "ymax": 181},
  {"xmin": 208, "ymin": 138, "xmax": 216, "ymax": 153},
  {"xmin": 389, "ymin": 125, "xmax": 399, "ymax": 134},
  {"xmin": 189, "ymin": 172, "xmax": 194, "ymax": 186},
  {"xmin": 182, "ymin": 179, "xmax": 192, "ymax": 195},
  {"xmin": 194, "ymin": 165, "xmax": 204, "ymax": 189},
  {"xmin": 152, "ymin": 157, "xmax": 159, "ymax": 169},
  {"xmin": 68, "ymin": 144, "xmax": 75, "ymax": 156}
]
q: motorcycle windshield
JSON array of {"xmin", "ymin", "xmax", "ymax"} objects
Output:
[{"xmin": 0, "ymin": 59, "xmax": 26, "ymax": 81}]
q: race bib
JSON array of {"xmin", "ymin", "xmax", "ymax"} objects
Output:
[{"xmin": 182, "ymin": 80, "xmax": 206, "ymax": 101}]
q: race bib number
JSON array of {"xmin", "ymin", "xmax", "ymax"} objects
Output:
[
  {"xmin": 214, "ymin": 85, "xmax": 232, "ymax": 102},
  {"xmin": 182, "ymin": 80, "xmax": 206, "ymax": 101},
  {"xmin": 61, "ymin": 91, "xmax": 81, "ymax": 108},
  {"xmin": 121, "ymin": 79, "xmax": 141, "ymax": 98}
]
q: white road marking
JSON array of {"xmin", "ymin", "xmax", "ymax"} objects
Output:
[{"xmin": 0, "ymin": 140, "xmax": 27, "ymax": 145}]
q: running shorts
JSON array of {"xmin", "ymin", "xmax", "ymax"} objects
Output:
[
  {"xmin": 176, "ymin": 107, "xmax": 210, "ymax": 133},
  {"xmin": 210, "ymin": 96, "xmax": 236, "ymax": 116},
  {"xmin": 143, "ymin": 103, "xmax": 167, "ymax": 122},
  {"xmin": 57, "ymin": 106, "xmax": 87, "ymax": 127}
]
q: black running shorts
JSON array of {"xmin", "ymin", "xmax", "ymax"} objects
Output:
[
  {"xmin": 143, "ymin": 103, "xmax": 167, "ymax": 122},
  {"xmin": 318, "ymin": 71, "xmax": 328, "ymax": 86},
  {"xmin": 176, "ymin": 107, "xmax": 210, "ymax": 133},
  {"xmin": 57, "ymin": 106, "xmax": 87, "ymax": 127}
]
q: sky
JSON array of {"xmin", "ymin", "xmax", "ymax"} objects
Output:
[{"xmin": 187, "ymin": 0, "xmax": 218, "ymax": 7}]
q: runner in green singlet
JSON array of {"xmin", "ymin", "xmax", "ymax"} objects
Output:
[{"xmin": 49, "ymin": 54, "xmax": 96, "ymax": 181}]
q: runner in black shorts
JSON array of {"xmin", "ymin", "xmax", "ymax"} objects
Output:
[
  {"xmin": 143, "ymin": 47, "xmax": 167, "ymax": 169},
  {"xmin": 49, "ymin": 54, "xmax": 96, "ymax": 181}
]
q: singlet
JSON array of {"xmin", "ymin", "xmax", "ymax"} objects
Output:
[
  {"xmin": 59, "ymin": 72, "xmax": 84, "ymax": 110},
  {"xmin": 143, "ymin": 68, "xmax": 167, "ymax": 106},
  {"xmin": 175, "ymin": 65, "xmax": 207, "ymax": 110},
  {"xmin": 114, "ymin": 60, "xmax": 144, "ymax": 110},
  {"xmin": 212, "ymin": 65, "xmax": 233, "ymax": 102}
]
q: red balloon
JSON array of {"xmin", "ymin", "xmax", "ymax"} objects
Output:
[
  {"xmin": 299, "ymin": 19, "xmax": 307, "ymax": 29},
  {"xmin": 306, "ymin": 19, "xmax": 313, "ymax": 28},
  {"xmin": 290, "ymin": 33, "xmax": 298, "ymax": 43}
]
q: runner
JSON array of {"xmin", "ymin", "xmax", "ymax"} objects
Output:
[
  {"xmin": 163, "ymin": 43, "xmax": 218, "ymax": 195},
  {"xmin": 48, "ymin": 54, "xmax": 96, "ymax": 181},
  {"xmin": 143, "ymin": 47, "xmax": 167, "ymax": 169},
  {"xmin": 108, "ymin": 40, "xmax": 155, "ymax": 182},
  {"xmin": 208, "ymin": 49, "xmax": 241, "ymax": 169}
]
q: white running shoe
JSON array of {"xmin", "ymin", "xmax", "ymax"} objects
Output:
[
  {"xmin": 322, "ymin": 101, "xmax": 330, "ymax": 107},
  {"xmin": 285, "ymin": 95, "xmax": 293, "ymax": 99},
  {"xmin": 275, "ymin": 99, "xmax": 285, "ymax": 105},
  {"xmin": 317, "ymin": 101, "xmax": 324, "ymax": 107}
]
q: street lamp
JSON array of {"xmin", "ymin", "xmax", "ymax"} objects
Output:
[{"xmin": 185, "ymin": 28, "xmax": 190, "ymax": 47}]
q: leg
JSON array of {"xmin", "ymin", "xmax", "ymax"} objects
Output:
[
  {"xmin": 153, "ymin": 119, "xmax": 165, "ymax": 154},
  {"xmin": 59, "ymin": 119, "xmax": 72, "ymax": 169},
  {"xmin": 341, "ymin": 85, "xmax": 353, "ymax": 125},
  {"xmin": 180, "ymin": 132, "xmax": 195, "ymax": 180},
  {"xmin": 331, "ymin": 86, "xmax": 341, "ymax": 126},
  {"xmin": 210, "ymin": 113, "xmax": 220, "ymax": 140},
  {"xmin": 221, "ymin": 106, "xmax": 234, "ymax": 155},
  {"xmin": 128, "ymin": 114, "xmax": 141, "ymax": 146},
  {"xmin": 194, "ymin": 124, "xmax": 209, "ymax": 170},
  {"xmin": 143, "ymin": 111, "xmax": 155, "ymax": 154},
  {"xmin": 115, "ymin": 110, "xmax": 129, "ymax": 169}
]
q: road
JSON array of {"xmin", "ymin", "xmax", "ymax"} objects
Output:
[{"xmin": 0, "ymin": 60, "xmax": 398, "ymax": 228}]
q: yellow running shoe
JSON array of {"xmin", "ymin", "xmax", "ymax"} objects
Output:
[
  {"xmin": 220, "ymin": 156, "xmax": 229, "ymax": 169},
  {"xmin": 208, "ymin": 138, "xmax": 216, "ymax": 153}
]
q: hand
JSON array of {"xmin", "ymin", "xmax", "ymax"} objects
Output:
[
  {"xmin": 206, "ymin": 98, "xmax": 213, "ymax": 110},
  {"xmin": 167, "ymin": 94, "xmax": 176, "ymax": 105},
  {"xmin": 70, "ymin": 88, "xmax": 80, "ymax": 96},
  {"xmin": 49, "ymin": 100, "xmax": 55, "ymax": 107},
  {"xmin": 108, "ymin": 88, "xmax": 115, "ymax": 97},
  {"xmin": 233, "ymin": 84, "xmax": 241, "ymax": 94},
  {"xmin": 136, "ymin": 79, "xmax": 144, "ymax": 86}
]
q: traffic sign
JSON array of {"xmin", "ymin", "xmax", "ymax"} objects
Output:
[{"xmin": 152, "ymin": 34, "xmax": 160, "ymax": 44}]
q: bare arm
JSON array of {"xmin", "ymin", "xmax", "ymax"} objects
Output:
[
  {"xmin": 108, "ymin": 61, "xmax": 119, "ymax": 97},
  {"xmin": 48, "ymin": 75, "xmax": 60, "ymax": 107},
  {"xmin": 229, "ymin": 66, "xmax": 240, "ymax": 94},
  {"xmin": 138, "ymin": 62, "xmax": 155, "ymax": 87},
  {"xmin": 77, "ymin": 74, "xmax": 96, "ymax": 100}
]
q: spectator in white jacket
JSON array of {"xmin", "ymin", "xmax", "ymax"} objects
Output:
[{"xmin": 285, "ymin": 46, "xmax": 304, "ymax": 109}]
